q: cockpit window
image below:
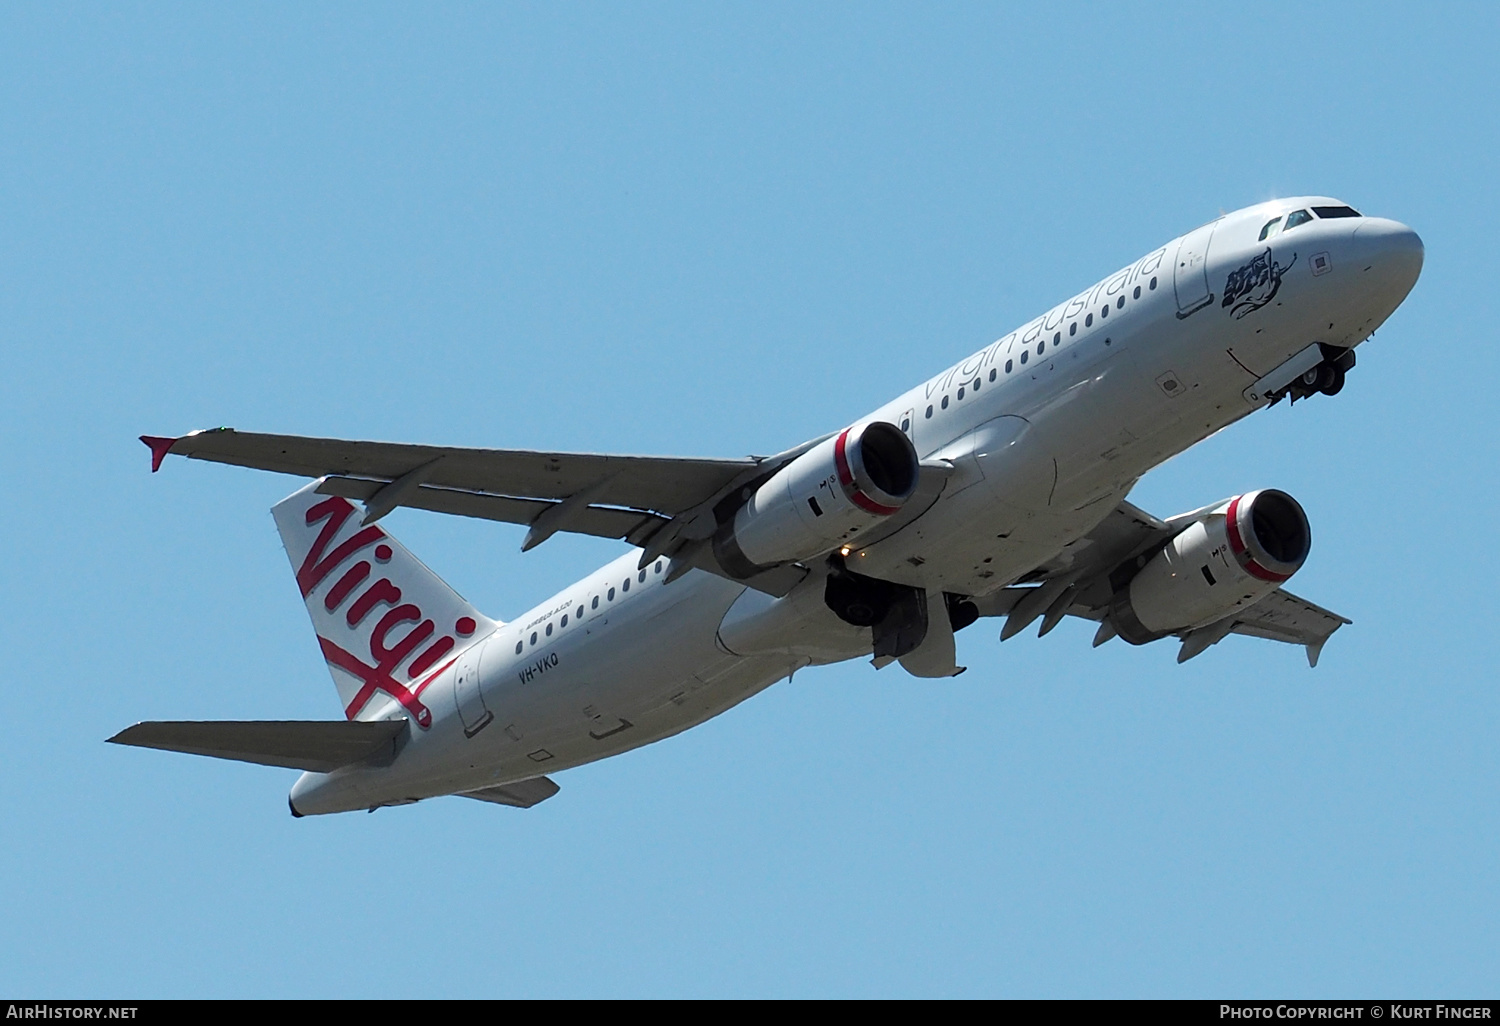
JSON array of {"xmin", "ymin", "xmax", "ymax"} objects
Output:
[
  {"xmin": 1284, "ymin": 209, "xmax": 1314, "ymax": 231},
  {"xmin": 1312, "ymin": 205, "xmax": 1361, "ymax": 219},
  {"xmin": 1259, "ymin": 216, "xmax": 1283, "ymax": 241}
]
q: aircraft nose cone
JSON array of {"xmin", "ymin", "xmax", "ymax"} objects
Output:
[{"xmin": 1353, "ymin": 217, "xmax": 1424, "ymax": 295}]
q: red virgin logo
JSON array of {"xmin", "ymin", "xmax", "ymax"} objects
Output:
[{"xmin": 298, "ymin": 496, "xmax": 477, "ymax": 728}]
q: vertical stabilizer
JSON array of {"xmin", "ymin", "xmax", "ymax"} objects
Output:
[{"xmin": 271, "ymin": 480, "xmax": 498, "ymax": 728}]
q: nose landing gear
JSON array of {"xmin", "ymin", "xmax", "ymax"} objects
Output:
[
  {"xmin": 1281, "ymin": 344, "xmax": 1355, "ymax": 403},
  {"xmin": 1300, "ymin": 362, "xmax": 1344, "ymax": 396}
]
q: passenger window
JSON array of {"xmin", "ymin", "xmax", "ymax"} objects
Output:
[
  {"xmin": 989, "ymin": 369, "xmax": 997, "ymax": 382},
  {"xmin": 1005, "ymin": 359, "xmax": 1013, "ymax": 373},
  {"xmin": 655, "ymin": 561, "xmax": 663, "ymax": 573},
  {"xmin": 638, "ymin": 569, "xmax": 647, "ymax": 583},
  {"xmin": 1284, "ymin": 209, "xmax": 1313, "ymax": 231},
  {"xmin": 1259, "ymin": 216, "xmax": 1283, "ymax": 241},
  {"xmin": 1020, "ymin": 351, "xmax": 1029, "ymax": 365},
  {"xmin": 1053, "ymin": 332, "xmax": 1061, "ymax": 345},
  {"xmin": 576, "ymin": 605, "xmax": 584, "ymax": 617},
  {"xmin": 592, "ymin": 595, "xmax": 599, "ymax": 609},
  {"xmin": 1070, "ymin": 322, "xmax": 1077, "ymax": 336},
  {"xmin": 1133, "ymin": 286, "xmax": 1141, "ymax": 299},
  {"xmin": 957, "ymin": 386, "xmax": 965, "ymax": 400},
  {"xmin": 1085, "ymin": 313, "xmax": 1093, "ymax": 327},
  {"xmin": 925, "ymin": 405, "xmax": 933, "ymax": 419},
  {"xmin": 530, "ymin": 632, "xmax": 538, "ymax": 645},
  {"xmin": 622, "ymin": 578, "xmax": 630, "ymax": 593},
  {"xmin": 515, "ymin": 641, "xmax": 523, "ymax": 654},
  {"xmin": 941, "ymin": 396, "xmax": 949, "ymax": 409},
  {"xmin": 607, "ymin": 588, "xmax": 615, "ymax": 601},
  {"xmin": 1100, "ymin": 305, "xmax": 1108, "ymax": 319},
  {"xmin": 561, "ymin": 614, "xmax": 568, "ymax": 627},
  {"xmin": 900, "ymin": 417, "xmax": 910, "ymax": 432},
  {"xmin": 1037, "ymin": 341, "xmax": 1045, "ymax": 355},
  {"xmin": 546, "ymin": 623, "xmax": 553, "ymax": 636},
  {"xmin": 1149, "ymin": 277, "xmax": 1158, "ymax": 290},
  {"xmin": 1116, "ymin": 296, "xmax": 1124, "ymax": 309}
]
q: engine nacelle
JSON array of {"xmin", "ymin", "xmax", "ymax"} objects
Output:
[
  {"xmin": 1111, "ymin": 489, "xmax": 1311, "ymax": 644},
  {"xmin": 713, "ymin": 421, "xmax": 919, "ymax": 576}
]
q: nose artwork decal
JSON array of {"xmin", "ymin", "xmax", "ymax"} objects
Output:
[{"xmin": 1223, "ymin": 247, "xmax": 1297, "ymax": 320}]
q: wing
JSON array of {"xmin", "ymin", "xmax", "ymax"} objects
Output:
[
  {"xmin": 143, "ymin": 428, "xmax": 755, "ymax": 515},
  {"xmin": 142, "ymin": 427, "xmax": 815, "ymax": 595},
  {"xmin": 1221, "ymin": 589, "xmax": 1352, "ymax": 667},
  {"xmin": 968, "ymin": 499, "xmax": 1351, "ymax": 666}
]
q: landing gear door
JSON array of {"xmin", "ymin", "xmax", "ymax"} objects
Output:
[
  {"xmin": 1173, "ymin": 219, "xmax": 1219, "ymax": 319},
  {"xmin": 453, "ymin": 640, "xmax": 494, "ymax": 738}
]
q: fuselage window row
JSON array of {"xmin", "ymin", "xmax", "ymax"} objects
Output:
[
  {"xmin": 512, "ymin": 559, "xmax": 667, "ymax": 654},
  {"xmin": 919, "ymin": 273, "xmax": 1158, "ymax": 420}
]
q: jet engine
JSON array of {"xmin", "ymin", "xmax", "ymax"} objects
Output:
[
  {"xmin": 713, "ymin": 421, "xmax": 919, "ymax": 576},
  {"xmin": 1110, "ymin": 489, "xmax": 1311, "ymax": 644}
]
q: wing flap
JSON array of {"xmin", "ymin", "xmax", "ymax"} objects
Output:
[{"xmin": 107, "ymin": 719, "xmax": 408, "ymax": 773}]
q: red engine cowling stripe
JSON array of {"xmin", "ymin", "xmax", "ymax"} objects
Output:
[
  {"xmin": 1225, "ymin": 495, "xmax": 1291, "ymax": 583},
  {"xmin": 833, "ymin": 428, "xmax": 855, "ymax": 489},
  {"xmin": 833, "ymin": 428, "xmax": 901, "ymax": 516}
]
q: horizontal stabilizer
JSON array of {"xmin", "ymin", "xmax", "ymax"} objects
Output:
[
  {"xmin": 108, "ymin": 719, "xmax": 407, "ymax": 773},
  {"xmin": 459, "ymin": 777, "xmax": 560, "ymax": 809}
]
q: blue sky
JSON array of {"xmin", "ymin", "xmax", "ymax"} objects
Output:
[{"xmin": 2, "ymin": 2, "xmax": 1496, "ymax": 997}]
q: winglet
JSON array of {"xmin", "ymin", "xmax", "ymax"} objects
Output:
[{"xmin": 140, "ymin": 435, "xmax": 178, "ymax": 473}]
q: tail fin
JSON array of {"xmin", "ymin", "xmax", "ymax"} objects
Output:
[{"xmin": 271, "ymin": 480, "xmax": 498, "ymax": 729}]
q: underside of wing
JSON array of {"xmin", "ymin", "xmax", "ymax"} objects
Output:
[
  {"xmin": 1222, "ymin": 589, "xmax": 1351, "ymax": 667},
  {"xmin": 966, "ymin": 497, "xmax": 1351, "ymax": 666},
  {"xmin": 144, "ymin": 427, "xmax": 755, "ymax": 515},
  {"xmin": 141, "ymin": 427, "xmax": 819, "ymax": 595}
]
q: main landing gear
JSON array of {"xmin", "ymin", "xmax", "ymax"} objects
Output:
[{"xmin": 823, "ymin": 558, "xmax": 980, "ymax": 661}]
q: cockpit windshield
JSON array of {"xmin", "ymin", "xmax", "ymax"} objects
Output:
[{"xmin": 1262, "ymin": 204, "xmax": 1362, "ymax": 242}]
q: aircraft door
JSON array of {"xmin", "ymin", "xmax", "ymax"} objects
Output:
[
  {"xmin": 1172, "ymin": 220, "xmax": 1219, "ymax": 318},
  {"xmin": 452, "ymin": 639, "xmax": 494, "ymax": 738}
]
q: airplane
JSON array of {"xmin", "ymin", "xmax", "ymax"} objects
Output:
[{"xmin": 113, "ymin": 196, "xmax": 1424, "ymax": 816}]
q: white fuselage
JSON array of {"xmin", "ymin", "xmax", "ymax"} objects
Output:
[{"xmin": 290, "ymin": 197, "xmax": 1423, "ymax": 815}]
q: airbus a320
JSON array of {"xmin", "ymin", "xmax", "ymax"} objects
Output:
[{"xmin": 116, "ymin": 197, "xmax": 1423, "ymax": 816}]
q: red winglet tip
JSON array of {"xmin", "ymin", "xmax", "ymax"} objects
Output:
[{"xmin": 140, "ymin": 435, "xmax": 178, "ymax": 473}]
